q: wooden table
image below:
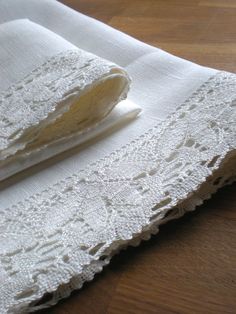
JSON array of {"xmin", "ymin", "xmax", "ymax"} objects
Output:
[{"xmin": 43, "ymin": 1, "xmax": 236, "ymax": 313}]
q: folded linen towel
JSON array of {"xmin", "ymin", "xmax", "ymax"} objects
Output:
[
  {"xmin": 0, "ymin": 19, "xmax": 139, "ymax": 180},
  {"xmin": 0, "ymin": 1, "xmax": 235, "ymax": 313}
]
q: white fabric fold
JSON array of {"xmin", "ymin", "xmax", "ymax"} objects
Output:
[
  {"xmin": 0, "ymin": 19, "xmax": 139, "ymax": 180},
  {"xmin": 0, "ymin": 1, "xmax": 235, "ymax": 313}
]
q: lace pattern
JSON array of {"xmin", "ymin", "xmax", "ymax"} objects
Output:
[
  {"xmin": 0, "ymin": 71, "xmax": 235, "ymax": 313},
  {"xmin": 0, "ymin": 49, "xmax": 128, "ymax": 160}
]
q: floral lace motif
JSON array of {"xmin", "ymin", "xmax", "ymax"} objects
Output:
[
  {"xmin": 0, "ymin": 71, "xmax": 235, "ymax": 313},
  {"xmin": 0, "ymin": 49, "xmax": 126, "ymax": 160}
]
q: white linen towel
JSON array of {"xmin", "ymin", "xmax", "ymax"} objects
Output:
[
  {"xmin": 0, "ymin": 19, "xmax": 140, "ymax": 180},
  {"xmin": 0, "ymin": 1, "xmax": 235, "ymax": 313}
]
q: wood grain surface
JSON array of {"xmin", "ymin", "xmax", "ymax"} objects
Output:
[{"xmin": 41, "ymin": 1, "xmax": 236, "ymax": 313}]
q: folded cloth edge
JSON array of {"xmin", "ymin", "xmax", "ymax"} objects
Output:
[{"xmin": 0, "ymin": 48, "xmax": 133, "ymax": 179}]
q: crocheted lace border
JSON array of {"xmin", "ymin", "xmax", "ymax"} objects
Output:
[{"xmin": 0, "ymin": 70, "xmax": 235, "ymax": 313}]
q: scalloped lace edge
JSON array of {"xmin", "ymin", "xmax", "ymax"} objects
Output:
[
  {"xmin": 30, "ymin": 156, "xmax": 236, "ymax": 312},
  {"xmin": 0, "ymin": 71, "xmax": 235, "ymax": 313},
  {"xmin": 0, "ymin": 49, "xmax": 130, "ymax": 161}
]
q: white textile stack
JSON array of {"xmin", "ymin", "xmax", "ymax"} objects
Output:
[{"xmin": 0, "ymin": 1, "xmax": 235, "ymax": 313}]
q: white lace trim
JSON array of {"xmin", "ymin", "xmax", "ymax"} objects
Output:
[
  {"xmin": 0, "ymin": 49, "xmax": 129, "ymax": 161},
  {"xmin": 0, "ymin": 72, "xmax": 235, "ymax": 313}
]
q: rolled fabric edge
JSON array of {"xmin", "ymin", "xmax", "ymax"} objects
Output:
[
  {"xmin": 0, "ymin": 100, "xmax": 141, "ymax": 181},
  {"xmin": 0, "ymin": 49, "xmax": 131, "ymax": 171}
]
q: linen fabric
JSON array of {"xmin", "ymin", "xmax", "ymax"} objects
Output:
[
  {"xmin": 0, "ymin": 19, "xmax": 139, "ymax": 180},
  {"xmin": 0, "ymin": 1, "xmax": 235, "ymax": 313}
]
